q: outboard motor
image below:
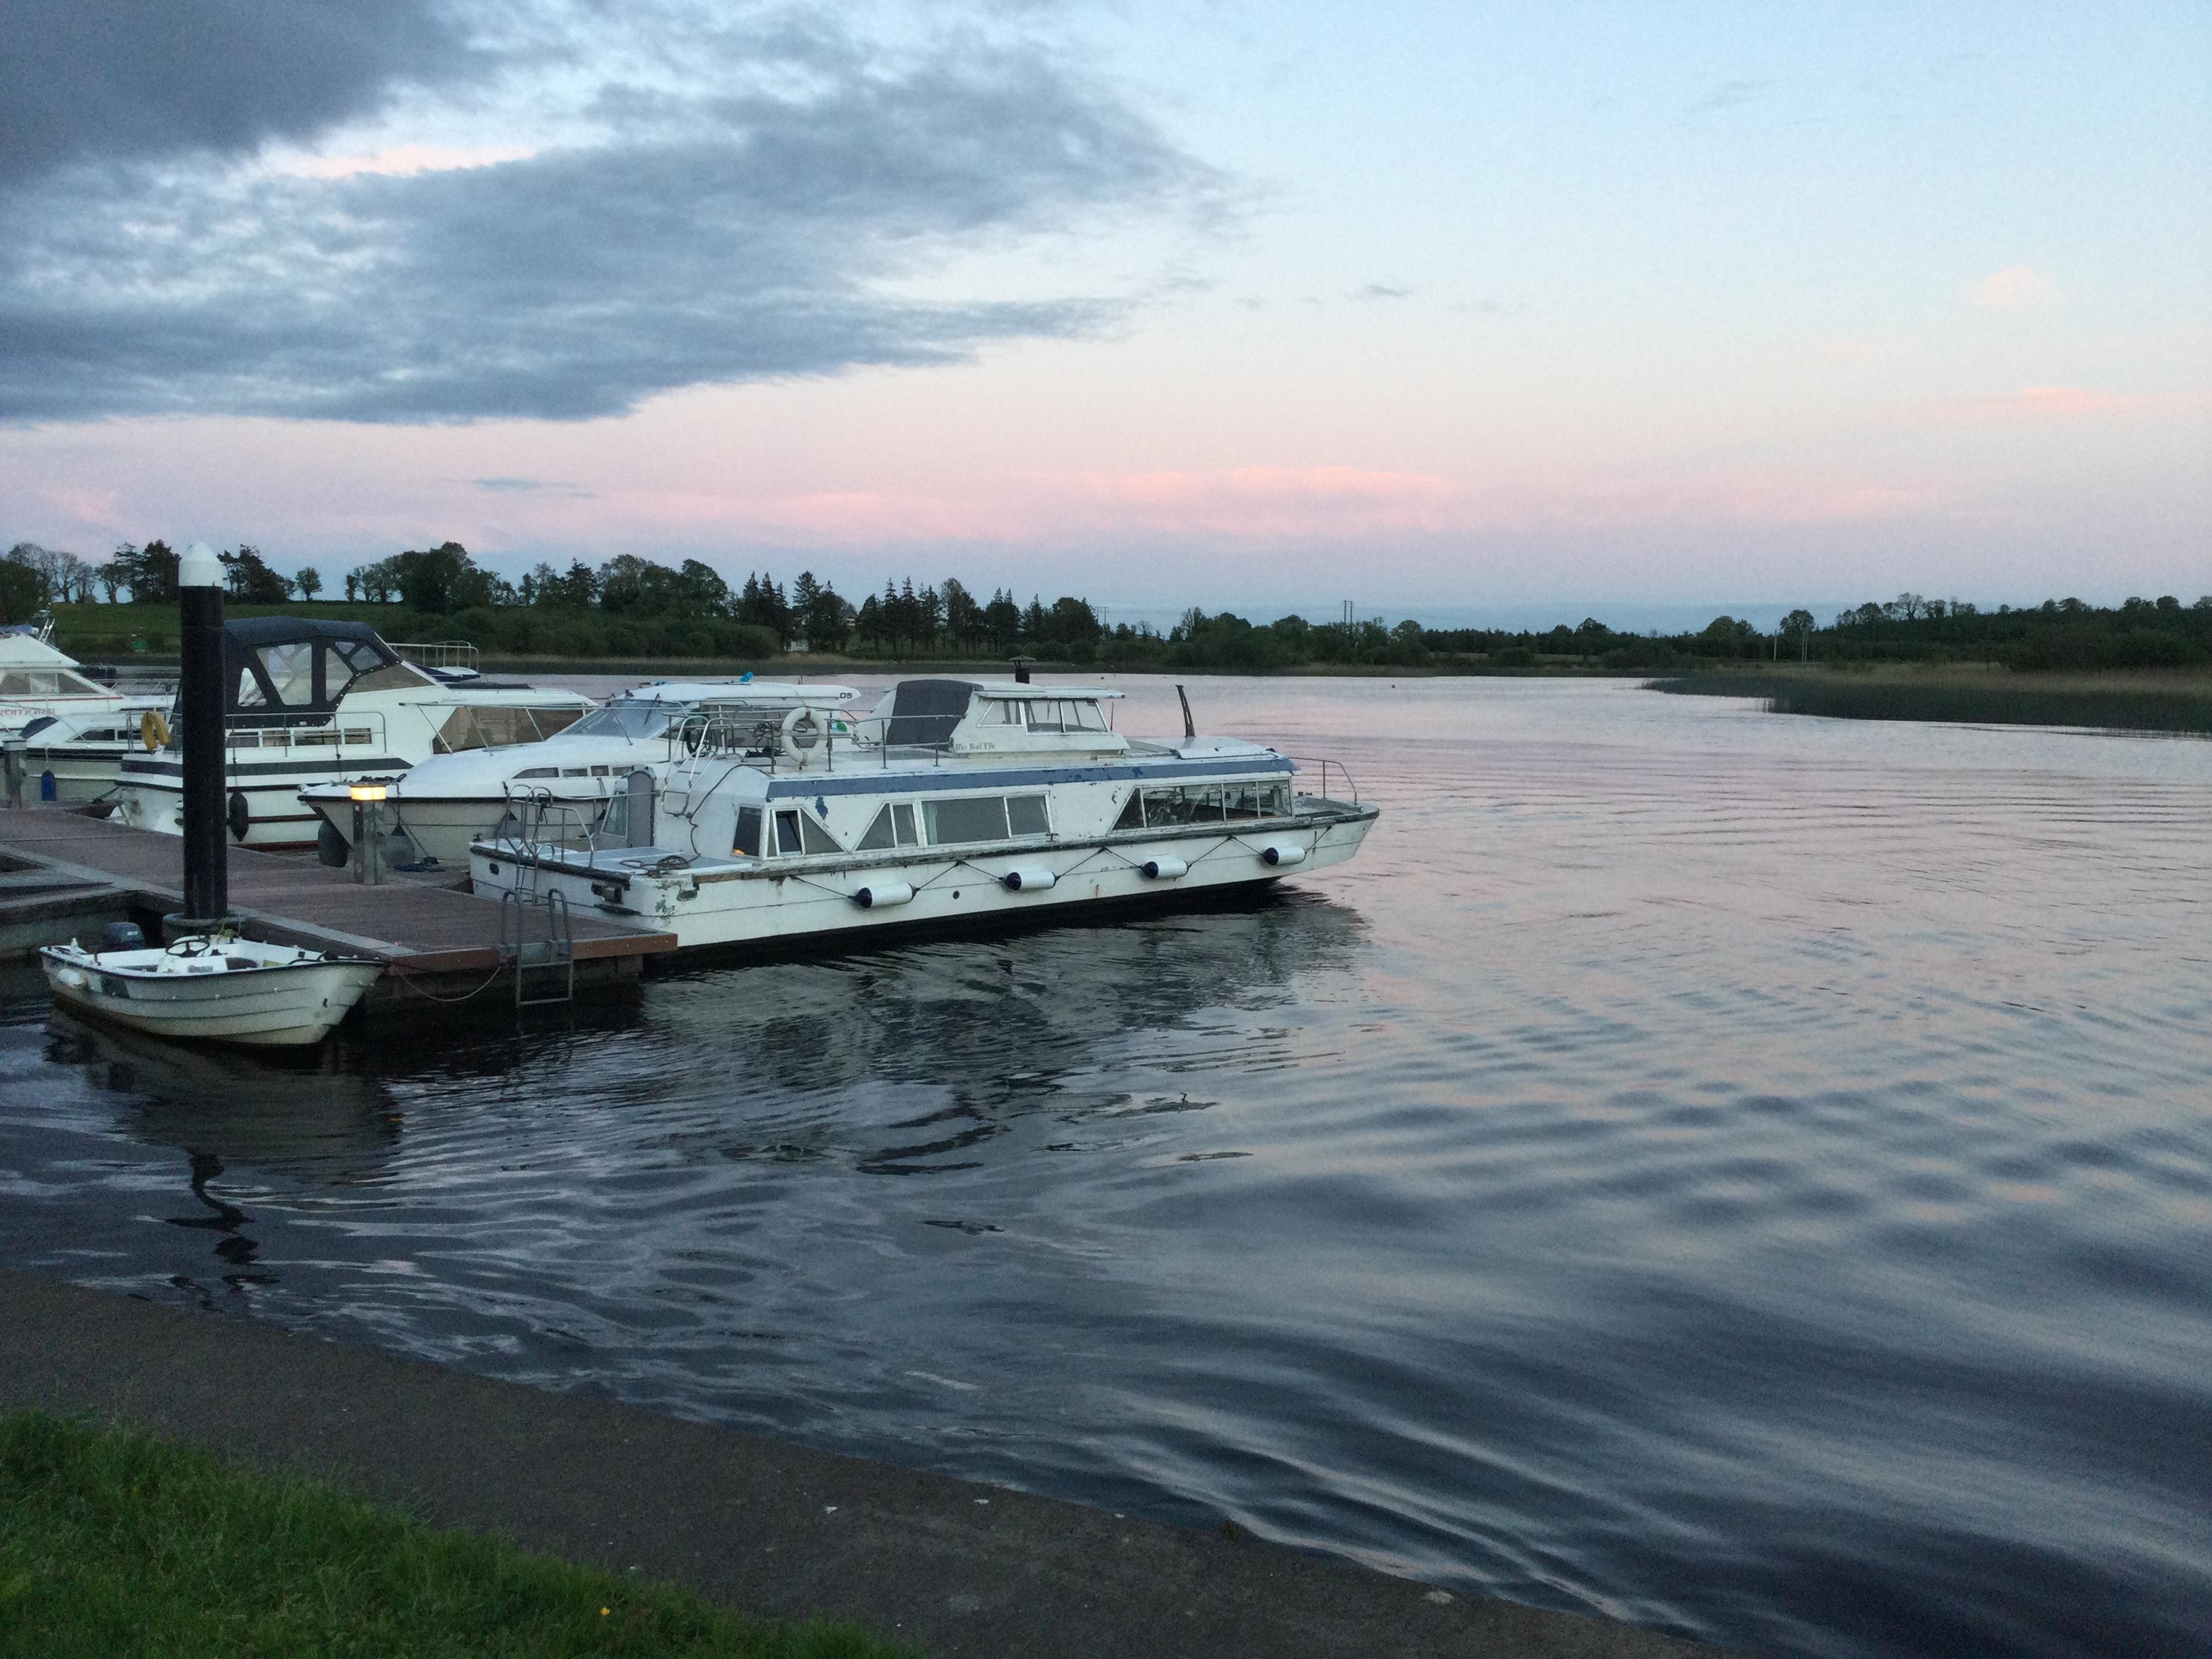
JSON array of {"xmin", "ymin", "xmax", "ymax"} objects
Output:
[{"xmin": 98, "ymin": 921, "xmax": 146, "ymax": 952}]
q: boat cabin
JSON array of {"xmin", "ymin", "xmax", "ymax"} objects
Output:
[{"xmin": 860, "ymin": 680, "xmax": 1127, "ymax": 757}]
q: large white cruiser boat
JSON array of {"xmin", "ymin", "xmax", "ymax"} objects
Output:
[
  {"xmin": 1, "ymin": 616, "xmax": 171, "ymax": 799},
  {"xmin": 111, "ymin": 617, "xmax": 593, "ymax": 851},
  {"xmin": 469, "ymin": 678, "xmax": 1378, "ymax": 951},
  {"xmin": 298, "ymin": 678, "xmax": 859, "ymax": 868}
]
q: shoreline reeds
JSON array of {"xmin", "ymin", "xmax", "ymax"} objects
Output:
[{"xmin": 1646, "ymin": 672, "xmax": 2212, "ymax": 735}]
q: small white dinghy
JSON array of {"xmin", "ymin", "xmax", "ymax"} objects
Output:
[{"xmin": 39, "ymin": 924, "xmax": 382, "ymax": 1047}]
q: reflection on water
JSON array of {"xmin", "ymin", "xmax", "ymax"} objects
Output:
[{"xmin": 1, "ymin": 680, "xmax": 2207, "ymax": 1659}]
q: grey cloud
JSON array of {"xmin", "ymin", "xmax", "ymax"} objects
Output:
[
  {"xmin": 0, "ymin": 14, "xmax": 1208, "ymax": 424},
  {"xmin": 475, "ymin": 477, "xmax": 591, "ymax": 496},
  {"xmin": 0, "ymin": 0, "xmax": 477, "ymax": 186},
  {"xmin": 1682, "ymin": 78, "xmax": 1770, "ymax": 119}
]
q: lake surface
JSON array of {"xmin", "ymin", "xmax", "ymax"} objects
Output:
[{"xmin": 3, "ymin": 677, "xmax": 2207, "ymax": 1658}]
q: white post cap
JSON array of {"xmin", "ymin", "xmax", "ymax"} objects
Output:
[{"xmin": 179, "ymin": 541, "xmax": 223, "ymax": 588}]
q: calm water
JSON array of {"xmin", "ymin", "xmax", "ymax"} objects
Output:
[{"xmin": 3, "ymin": 678, "xmax": 2208, "ymax": 1658}]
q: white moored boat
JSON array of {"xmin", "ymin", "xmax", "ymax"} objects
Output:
[
  {"xmin": 40, "ymin": 929, "xmax": 383, "ymax": 1046},
  {"xmin": 19, "ymin": 704, "xmax": 168, "ymax": 804},
  {"xmin": 110, "ymin": 617, "xmax": 594, "ymax": 851},
  {"xmin": 469, "ymin": 678, "xmax": 1378, "ymax": 951},
  {"xmin": 1, "ymin": 615, "xmax": 171, "ymax": 799},
  {"xmin": 298, "ymin": 679, "xmax": 859, "ymax": 869}
]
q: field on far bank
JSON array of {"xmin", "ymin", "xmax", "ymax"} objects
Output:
[{"xmin": 1649, "ymin": 662, "xmax": 2212, "ymax": 735}]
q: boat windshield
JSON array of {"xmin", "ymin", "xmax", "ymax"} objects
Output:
[{"xmin": 567, "ymin": 701, "xmax": 679, "ymax": 739}]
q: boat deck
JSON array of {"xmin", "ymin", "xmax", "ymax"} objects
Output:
[{"xmin": 0, "ymin": 806, "xmax": 675, "ymax": 1014}]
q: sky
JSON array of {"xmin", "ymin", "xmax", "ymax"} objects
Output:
[{"xmin": 2, "ymin": 0, "xmax": 2207, "ymax": 629}]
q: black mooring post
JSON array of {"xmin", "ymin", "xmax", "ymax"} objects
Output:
[{"xmin": 176, "ymin": 542, "xmax": 229, "ymax": 926}]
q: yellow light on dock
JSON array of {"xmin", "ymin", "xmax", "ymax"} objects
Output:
[{"xmin": 348, "ymin": 783, "xmax": 388, "ymax": 802}]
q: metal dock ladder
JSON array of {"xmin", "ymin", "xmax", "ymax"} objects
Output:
[{"xmin": 498, "ymin": 886, "xmax": 574, "ymax": 1008}]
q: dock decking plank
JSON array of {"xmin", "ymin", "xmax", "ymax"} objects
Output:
[{"xmin": 0, "ymin": 808, "xmax": 675, "ymax": 972}]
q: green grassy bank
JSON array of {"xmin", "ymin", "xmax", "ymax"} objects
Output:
[
  {"xmin": 1647, "ymin": 667, "xmax": 2212, "ymax": 735},
  {"xmin": 0, "ymin": 1412, "xmax": 919, "ymax": 1659}
]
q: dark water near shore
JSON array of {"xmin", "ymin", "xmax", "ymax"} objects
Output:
[{"xmin": 3, "ymin": 678, "xmax": 2208, "ymax": 1658}]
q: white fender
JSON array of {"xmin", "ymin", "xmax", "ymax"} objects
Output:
[
  {"xmin": 853, "ymin": 880, "xmax": 914, "ymax": 909},
  {"xmin": 1256, "ymin": 842, "xmax": 1307, "ymax": 866},
  {"xmin": 1002, "ymin": 866, "xmax": 1057, "ymax": 892},
  {"xmin": 1141, "ymin": 855, "xmax": 1187, "ymax": 880}
]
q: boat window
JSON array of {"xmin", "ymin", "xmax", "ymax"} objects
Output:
[
  {"xmin": 1007, "ymin": 794, "xmax": 1050, "ymax": 836},
  {"xmin": 345, "ymin": 660, "xmax": 437, "ymax": 694},
  {"xmin": 343, "ymin": 728, "xmax": 372, "ymax": 745},
  {"xmin": 514, "ymin": 766, "xmax": 557, "ymax": 779},
  {"xmin": 1225, "ymin": 785, "xmax": 1269, "ymax": 820},
  {"xmin": 255, "ymin": 642, "xmax": 316, "ymax": 705},
  {"xmin": 228, "ymin": 731, "xmax": 260, "ymax": 750},
  {"xmin": 733, "ymin": 806, "xmax": 763, "ymax": 857},
  {"xmin": 1141, "ymin": 787, "xmax": 1189, "ymax": 825},
  {"xmin": 432, "ymin": 705, "xmax": 577, "ymax": 754},
  {"xmin": 56, "ymin": 670, "xmax": 106, "ymax": 696},
  {"xmin": 1023, "ymin": 701, "xmax": 1065, "ymax": 732},
  {"xmin": 20, "ymin": 716, "xmax": 55, "ymax": 738},
  {"xmin": 562, "ymin": 767, "xmax": 589, "ymax": 777},
  {"xmin": 1141, "ymin": 785, "xmax": 1229, "ymax": 825},
  {"xmin": 569, "ymin": 701, "xmax": 677, "ymax": 740},
  {"xmin": 1113, "ymin": 790, "xmax": 1144, "ymax": 831},
  {"xmin": 983, "ymin": 699, "xmax": 1021, "ymax": 724},
  {"xmin": 923, "ymin": 795, "xmax": 1009, "ymax": 845},
  {"xmin": 1066, "ymin": 700, "xmax": 1109, "ymax": 732},
  {"xmin": 857, "ymin": 805, "xmax": 896, "ymax": 850},
  {"xmin": 773, "ymin": 807, "xmax": 841, "ymax": 856}
]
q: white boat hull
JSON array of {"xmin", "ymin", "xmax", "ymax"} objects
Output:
[
  {"xmin": 472, "ymin": 804, "xmax": 1377, "ymax": 954},
  {"xmin": 304, "ymin": 788, "xmax": 614, "ymax": 868},
  {"xmin": 18, "ymin": 739, "xmax": 134, "ymax": 803},
  {"xmin": 40, "ymin": 944, "xmax": 384, "ymax": 1046}
]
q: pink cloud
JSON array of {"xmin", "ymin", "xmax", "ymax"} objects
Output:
[
  {"xmin": 1971, "ymin": 265, "xmax": 2053, "ymax": 308},
  {"xmin": 1037, "ymin": 466, "xmax": 1944, "ymax": 541},
  {"xmin": 275, "ymin": 144, "xmax": 537, "ymax": 180},
  {"xmin": 1921, "ymin": 386, "xmax": 2203, "ymax": 426}
]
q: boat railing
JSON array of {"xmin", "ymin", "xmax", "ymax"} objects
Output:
[
  {"xmin": 392, "ymin": 640, "xmax": 480, "ymax": 674},
  {"xmin": 1285, "ymin": 756, "xmax": 1359, "ymax": 804},
  {"xmin": 493, "ymin": 785, "xmax": 606, "ymax": 870},
  {"xmin": 203, "ymin": 708, "xmax": 391, "ymax": 756}
]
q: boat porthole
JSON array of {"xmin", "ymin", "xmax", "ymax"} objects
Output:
[{"xmin": 952, "ymin": 890, "xmax": 960, "ymax": 899}]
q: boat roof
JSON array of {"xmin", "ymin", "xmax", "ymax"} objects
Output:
[
  {"xmin": 968, "ymin": 682, "xmax": 1124, "ymax": 699},
  {"xmin": 623, "ymin": 680, "xmax": 857, "ymax": 704},
  {"xmin": 0, "ymin": 632, "xmax": 83, "ymax": 670},
  {"xmin": 226, "ymin": 615, "xmax": 399, "ymax": 661}
]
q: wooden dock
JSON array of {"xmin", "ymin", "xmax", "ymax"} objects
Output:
[{"xmin": 0, "ymin": 806, "xmax": 676, "ymax": 1017}]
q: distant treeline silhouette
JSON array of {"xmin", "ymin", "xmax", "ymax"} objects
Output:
[{"xmin": 11, "ymin": 539, "xmax": 2210, "ymax": 671}]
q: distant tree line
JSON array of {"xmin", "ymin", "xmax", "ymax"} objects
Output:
[{"xmin": 10, "ymin": 537, "xmax": 2210, "ymax": 670}]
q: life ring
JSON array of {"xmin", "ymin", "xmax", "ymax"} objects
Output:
[
  {"xmin": 778, "ymin": 705, "xmax": 825, "ymax": 767},
  {"xmin": 139, "ymin": 710, "xmax": 170, "ymax": 752}
]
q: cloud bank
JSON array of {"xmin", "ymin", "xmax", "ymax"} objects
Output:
[{"xmin": 0, "ymin": 2, "xmax": 1206, "ymax": 425}]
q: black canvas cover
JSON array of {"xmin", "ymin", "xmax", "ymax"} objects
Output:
[
  {"xmin": 882, "ymin": 679, "xmax": 977, "ymax": 747},
  {"xmin": 220, "ymin": 616, "xmax": 402, "ymax": 720}
]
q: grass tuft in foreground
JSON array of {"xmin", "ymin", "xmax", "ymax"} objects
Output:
[{"xmin": 0, "ymin": 1411, "xmax": 922, "ymax": 1659}]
